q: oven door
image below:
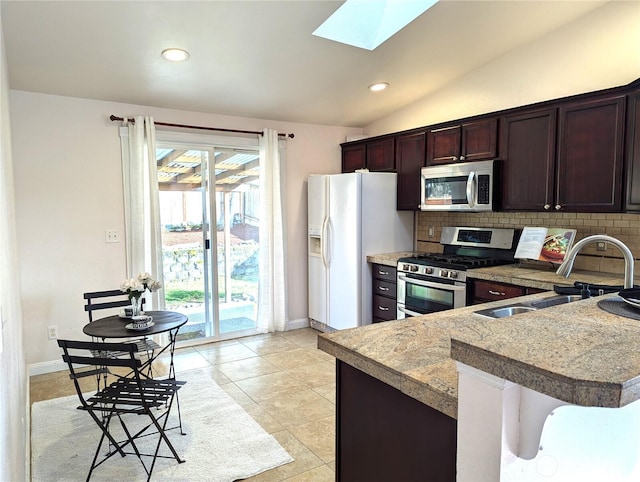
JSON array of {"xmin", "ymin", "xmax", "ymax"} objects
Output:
[{"xmin": 397, "ymin": 273, "xmax": 466, "ymax": 319}]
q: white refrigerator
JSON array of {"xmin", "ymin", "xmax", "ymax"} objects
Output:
[{"xmin": 308, "ymin": 172, "xmax": 413, "ymax": 331}]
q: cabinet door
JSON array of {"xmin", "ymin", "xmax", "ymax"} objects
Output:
[
  {"xmin": 366, "ymin": 138, "xmax": 395, "ymax": 171},
  {"xmin": 396, "ymin": 132, "xmax": 426, "ymax": 210},
  {"xmin": 426, "ymin": 126, "xmax": 461, "ymax": 165},
  {"xmin": 625, "ymin": 90, "xmax": 640, "ymax": 211},
  {"xmin": 500, "ymin": 109, "xmax": 557, "ymax": 211},
  {"xmin": 372, "ymin": 264, "xmax": 397, "ymax": 282},
  {"xmin": 472, "ymin": 280, "xmax": 525, "ymax": 304},
  {"xmin": 342, "ymin": 143, "xmax": 366, "ymax": 172},
  {"xmin": 461, "ymin": 118, "xmax": 498, "ymax": 161},
  {"xmin": 556, "ymin": 95, "xmax": 625, "ymax": 212}
]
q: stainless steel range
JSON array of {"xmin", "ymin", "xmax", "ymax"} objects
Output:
[{"xmin": 397, "ymin": 227, "xmax": 519, "ymax": 319}]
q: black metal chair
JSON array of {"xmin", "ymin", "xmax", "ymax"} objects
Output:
[
  {"xmin": 83, "ymin": 289, "xmax": 161, "ymax": 356},
  {"xmin": 58, "ymin": 339, "xmax": 186, "ymax": 481}
]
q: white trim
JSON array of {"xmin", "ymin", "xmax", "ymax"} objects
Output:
[
  {"xmin": 285, "ymin": 317, "xmax": 309, "ymax": 331},
  {"xmin": 456, "ymin": 361, "xmax": 514, "ymax": 390},
  {"xmin": 155, "ymin": 129, "xmax": 259, "ymax": 149},
  {"xmin": 29, "ymin": 359, "xmax": 67, "ymax": 376}
]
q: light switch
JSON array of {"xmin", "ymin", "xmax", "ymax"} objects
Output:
[{"xmin": 105, "ymin": 230, "xmax": 120, "ymax": 243}]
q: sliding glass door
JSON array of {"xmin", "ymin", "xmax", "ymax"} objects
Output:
[{"xmin": 155, "ymin": 145, "xmax": 260, "ymax": 342}]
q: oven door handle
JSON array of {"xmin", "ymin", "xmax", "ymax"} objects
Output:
[
  {"xmin": 397, "ymin": 305, "xmax": 425, "ymax": 317},
  {"xmin": 398, "ymin": 273, "xmax": 467, "ymax": 292},
  {"xmin": 466, "ymin": 170, "xmax": 476, "ymax": 208}
]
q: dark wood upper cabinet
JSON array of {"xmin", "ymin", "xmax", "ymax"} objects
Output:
[
  {"xmin": 556, "ymin": 95, "xmax": 625, "ymax": 212},
  {"xmin": 366, "ymin": 138, "xmax": 395, "ymax": 171},
  {"xmin": 426, "ymin": 126, "xmax": 460, "ymax": 165},
  {"xmin": 500, "ymin": 109, "xmax": 557, "ymax": 211},
  {"xmin": 426, "ymin": 118, "xmax": 497, "ymax": 165},
  {"xmin": 626, "ymin": 89, "xmax": 640, "ymax": 211},
  {"xmin": 395, "ymin": 132, "xmax": 426, "ymax": 210},
  {"xmin": 342, "ymin": 143, "xmax": 366, "ymax": 172},
  {"xmin": 342, "ymin": 138, "xmax": 395, "ymax": 173},
  {"xmin": 340, "ymin": 79, "xmax": 636, "ymax": 214}
]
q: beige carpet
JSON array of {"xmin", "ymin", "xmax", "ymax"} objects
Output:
[{"xmin": 31, "ymin": 369, "xmax": 293, "ymax": 481}]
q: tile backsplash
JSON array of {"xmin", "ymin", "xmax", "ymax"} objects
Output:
[{"xmin": 416, "ymin": 211, "xmax": 640, "ymax": 276}]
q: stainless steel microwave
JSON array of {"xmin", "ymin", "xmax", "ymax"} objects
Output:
[{"xmin": 419, "ymin": 160, "xmax": 496, "ymax": 212}]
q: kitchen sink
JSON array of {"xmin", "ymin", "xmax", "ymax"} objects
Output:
[{"xmin": 473, "ymin": 294, "xmax": 584, "ymax": 319}]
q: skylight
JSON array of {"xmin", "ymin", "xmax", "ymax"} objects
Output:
[{"xmin": 313, "ymin": 0, "xmax": 438, "ymax": 51}]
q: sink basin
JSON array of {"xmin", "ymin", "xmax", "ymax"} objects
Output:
[
  {"xmin": 473, "ymin": 294, "xmax": 584, "ymax": 319},
  {"xmin": 484, "ymin": 306, "xmax": 537, "ymax": 318},
  {"xmin": 529, "ymin": 295, "xmax": 583, "ymax": 309}
]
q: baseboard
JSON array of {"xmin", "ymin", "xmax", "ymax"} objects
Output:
[
  {"xmin": 285, "ymin": 317, "xmax": 310, "ymax": 331},
  {"xmin": 29, "ymin": 359, "xmax": 67, "ymax": 376},
  {"xmin": 30, "ymin": 319, "xmax": 311, "ymax": 375}
]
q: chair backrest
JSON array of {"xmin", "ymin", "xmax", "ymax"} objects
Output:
[
  {"xmin": 83, "ymin": 289, "xmax": 145, "ymax": 322},
  {"xmin": 58, "ymin": 339, "xmax": 142, "ymax": 399}
]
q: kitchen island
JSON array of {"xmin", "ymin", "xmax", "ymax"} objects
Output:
[{"xmin": 318, "ymin": 269, "xmax": 640, "ymax": 481}]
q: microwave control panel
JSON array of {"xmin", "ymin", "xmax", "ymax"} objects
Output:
[{"xmin": 477, "ymin": 174, "xmax": 490, "ymax": 204}]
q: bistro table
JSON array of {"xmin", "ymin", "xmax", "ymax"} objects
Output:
[
  {"xmin": 82, "ymin": 310, "xmax": 188, "ymax": 435},
  {"xmin": 83, "ymin": 310, "xmax": 188, "ymax": 379}
]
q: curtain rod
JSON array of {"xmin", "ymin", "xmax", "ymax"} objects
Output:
[{"xmin": 109, "ymin": 115, "xmax": 294, "ymax": 139}]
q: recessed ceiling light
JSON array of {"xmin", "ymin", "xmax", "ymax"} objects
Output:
[
  {"xmin": 161, "ymin": 48, "xmax": 190, "ymax": 62},
  {"xmin": 369, "ymin": 82, "xmax": 389, "ymax": 92}
]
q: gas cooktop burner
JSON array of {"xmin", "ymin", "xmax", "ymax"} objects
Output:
[{"xmin": 398, "ymin": 254, "xmax": 510, "ymax": 270}]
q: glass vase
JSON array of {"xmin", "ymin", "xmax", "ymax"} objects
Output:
[{"xmin": 130, "ymin": 296, "xmax": 143, "ymax": 316}]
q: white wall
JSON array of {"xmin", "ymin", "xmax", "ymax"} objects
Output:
[
  {"xmin": 365, "ymin": 1, "xmax": 640, "ymax": 136},
  {"xmin": 9, "ymin": 91, "xmax": 362, "ymax": 368},
  {"xmin": 0, "ymin": 10, "xmax": 28, "ymax": 480}
]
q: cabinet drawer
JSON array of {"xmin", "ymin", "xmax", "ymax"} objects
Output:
[
  {"xmin": 373, "ymin": 264, "xmax": 397, "ymax": 282},
  {"xmin": 373, "ymin": 279, "xmax": 397, "ymax": 299},
  {"xmin": 473, "ymin": 280, "xmax": 525, "ymax": 302},
  {"xmin": 373, "ymin": 294, "xmax": 397, "ymax": 321}
]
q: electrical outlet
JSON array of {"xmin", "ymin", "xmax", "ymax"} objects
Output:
[
  {"xmin": 428, "ymin": 226, "xmax": 435, "ymax": 238},
  {"xmin": 105, "ymin": 230, "xmax": 120, "ymax": 243},
  {"xmin": 596, "ymin": 241, "xmax": 606, "ymax": 252},
  {"xmin": 47, "ymin": 325, "xmax": 58, "ymax": 340}
]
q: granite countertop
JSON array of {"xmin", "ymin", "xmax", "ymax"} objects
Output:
[
  {"xmin": 368, "ymin": 251, "xmax": 630, "ymax": 290},
  {"xmin": 467, "ymin": 264, "xmax": 629, "ymax": 291},
  {"xmin": 367, "ymin": 252, "xmax": 415, "ymax": 267},
  {"xmin": 319, "ymin": 292, "xmax": 640, "ymax": 419}
]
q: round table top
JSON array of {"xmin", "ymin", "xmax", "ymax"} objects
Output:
[{"xmin": 82, "ymin": 310, "xmax": 188, "ymax": 339}]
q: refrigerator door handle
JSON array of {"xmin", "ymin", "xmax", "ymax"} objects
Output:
[
  {"xmin": 321, "ymin": 216, "xmax": 329, "ymax": 268},
  {"xmin": 324, "ymin": 217, "xmax": 332, "ymax": 266}
]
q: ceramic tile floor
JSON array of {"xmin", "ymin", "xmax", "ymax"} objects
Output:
[{"xmin": 29, "ymin": 327, "xmax": 337, "ymax": 481}]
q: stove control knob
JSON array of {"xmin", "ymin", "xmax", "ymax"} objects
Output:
[
  {"xmin": 449, "ymin": 271, "xmax": 458, "ymax": 279},
  {"xmin": 440, "ymin": 269, "xmax": 448, "ymax": 277},
  {"xmin": 402, "ymin": 264, "xmax": 409, "ymax": 271},
  {"xmin": 425, "ymin": 267, "xmax": 433, "ymax": 275},
  {"xmin": 411, "ymin": 265, "xmax": 419, "ymax": 272}
]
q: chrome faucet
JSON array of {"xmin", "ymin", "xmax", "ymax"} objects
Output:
[{"xmin": 556, "ymin": 234, "xmax": 635, "ymax": 289}]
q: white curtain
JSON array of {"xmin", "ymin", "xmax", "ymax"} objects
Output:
[
  {"xmin": 119, "ymin": 116, "xmax": 165, "ymax": 310},
  {"xmin": 257, "ymin": 129, "xmax": 287, "ymax": 332}
]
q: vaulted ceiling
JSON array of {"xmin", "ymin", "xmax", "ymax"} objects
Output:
[{"xmin": 0, "ymin": 1, "xmax": 618, "ymax": 128}]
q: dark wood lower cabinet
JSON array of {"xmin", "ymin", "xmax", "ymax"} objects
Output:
[{"xmin": 336, "ymin": 361, "xmax": 457, "ymax": 482}]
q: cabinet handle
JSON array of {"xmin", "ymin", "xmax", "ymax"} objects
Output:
[
  {"xmin": 452, "ymin": 156, "xmax": 458, "ymax": 161},
  {"xmin": 488, "ymin": 290, "xmax": 506, "ymax": 296},
  {"xmin": 544, "ymin": 204, "xmax": 551, "ymax": 210},
  {"xmin": 555, "ymin": 204, "xmax": 562, "ymax": 210},
  {"xmin": 460, "ymin": 155, "xmax": 466, "ymax": 161},
  {"xmin": 378, "ymin": 306, "xmax": 390, "ymax": 311},
  {"xmin": 378, "ymin": 270, "xmax": 389, "ymax": 275},
  {"xmin": 378, "ymin": 286, "xmax": 390, "ymax": 291}
]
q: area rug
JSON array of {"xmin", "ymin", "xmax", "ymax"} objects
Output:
[{"xmin": 31, "ymin": 369, "xmax": 294, "ymax": 481}]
